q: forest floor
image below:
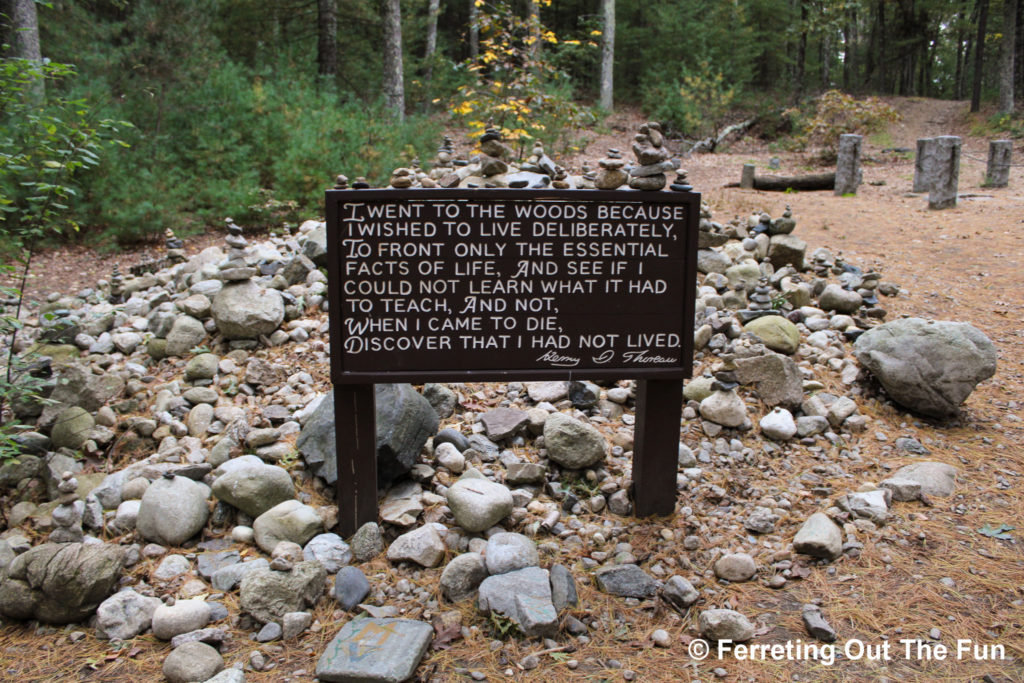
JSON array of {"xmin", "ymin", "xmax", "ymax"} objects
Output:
[{"xmin": 3, "ymin": 97, "xmax": 1024, "ymax": 682}]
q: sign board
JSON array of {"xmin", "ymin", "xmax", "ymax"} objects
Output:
[
  {"xmin": 324, "ymin": 187, "xmax": 700, "ymax": 536},
  {"xmin": 325, "ymin": 188, "xmax": 700, "ymax": 384}
]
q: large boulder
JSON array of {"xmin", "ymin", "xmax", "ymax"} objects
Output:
[
  {"xmin": 853, "ymin": 318, "xmax": 997, "ymax": 418},
  {"xmin": 239, "ymin": 561, "xmax": 326, "ymax": 624},
  {"xmin": 734, "ymin": 353, "xmax": 804, "ymax": 409},
  {"xmin": 211, "ymin": 280, "xmax": 285, "ymax": 340},
  {"xmin": 297, "ymin": 385, "xmax": 438, "ymax": 486},
  {"xmin": 543, "ymin": 413, "xmax": 607, "ymax": 469},
  {"xmin": 211, "ymin": 462, "xmax": 295, "ymax": 518},
  {"xmin": 0, "ymin": 542, "xmax": 124, "ymax": 624},
  {"xmin": 136, "ymin": 475, "xmax": 210, "ymax": 546}
]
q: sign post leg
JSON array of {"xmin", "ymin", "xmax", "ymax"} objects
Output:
[
  {"xmin": 334, "ymin": 384, "xmax": 377, "ymax": 537},
  {"xmin": 631, "ymin": 379, "xmax": 682, "ymax": 517}
]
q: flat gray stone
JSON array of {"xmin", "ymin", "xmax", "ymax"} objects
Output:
[
  {"xmin": 793, "ymin": 512, "xmax": 843, "ymax": 560},
  {"xmin": 699, "ymin": 609, "xmax": 755, "ymax": 642},
  {"xmin": 386, "ymin": 525, "xmax": 445, "ymax": 568},
  {"xmin": 881, "ymin": 461, "xmax": 957, "ymax": 500},
  {"xmin": 478, "ymin": 567, "xmax": 557, "ymax": 637},
  {"xmin": 315, "ymin": 617, "xmax": 433, "ymax": 683},
  {"xmin": 594, "ymin": 564, "xmax": 658, "ymax": 598},
  {"xmin": 479, "ymin": 408, "xmax": 529, "ymax": 441}
]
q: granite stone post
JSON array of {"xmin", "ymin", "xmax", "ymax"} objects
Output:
[
  {"xmin": 834, "ymin": 134, "xmax": 863, "ymax": 196},
  {"xmin": 985, "ymin": 140, "xmax": 1012, "ymax": 188},
  {"xmin": 913, "ymin": 137, "xmax": 937, "ymax": 193},
  {"xmin": 740, "ymin": 164, "xmax": 755, "ymax": 189},
  {"xmin": 928, "ymin": 136, "xmax": 961, "ymax": 210}
]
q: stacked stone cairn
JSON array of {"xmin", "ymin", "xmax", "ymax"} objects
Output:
[
  {"xmin": 49, "ymin": 471, "xmax": 84, "ymax": 543},
  {"xmin": 594, "ymin": 148, "xmax": 628, "ymax": 189},
  {"xmin": 628, "ymin": 121, "xmax": 675, "ymax": 191},
  {"xmin": 165, "ymin": 229, "xmax": 186, "ymax": 264},
  {"xmin": 431, "ymin": 136, "xmax": 456, "ymax": 175}
]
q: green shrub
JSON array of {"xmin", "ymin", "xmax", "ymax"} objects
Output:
[{"xmin": 642, "ymin": 61, "xmax": 735, "ymax": 138}]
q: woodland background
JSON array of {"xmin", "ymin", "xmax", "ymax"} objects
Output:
[{"xmin": 0, "ymin": 0, "xmax": 1021, "ymax": 248}]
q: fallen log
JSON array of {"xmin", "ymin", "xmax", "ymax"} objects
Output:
[{"xmin": 727, "ymin": 170, "xmax": 836, "ymax": 192}]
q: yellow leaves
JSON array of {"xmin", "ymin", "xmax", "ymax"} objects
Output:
[
  {"xmin": 543, "ymin": 30, "xmax": 558, "ymax": 44},
  {"xmin": 474, "ymin": 0, "xmax": 484, "ymax": 6},
  {"xmin": 524, "ymin": 35, "xmax": 537, "ymax": 46},
  {"xmin": 481, "ymin": 50, "xmax": 498, "ymax": 64},
  {"xmin": 452, "ymin": 101, "xmax": 476, "ymax": 115},
  {"xmin": 563, "ymin": 39, "xmax": 580, "ymax": 46},
  {"xmin": 590, "ymin": 29, "xmax": 602, "ymax": 36}
]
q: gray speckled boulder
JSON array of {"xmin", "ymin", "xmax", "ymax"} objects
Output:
[{"xmin": 853, "ymin": 318, "xmax": 996, "ymax": 418}]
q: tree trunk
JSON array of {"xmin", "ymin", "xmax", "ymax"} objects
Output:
[
  {"xmin": 599, "ymin": 0, "xmax": 615, "ymax": 110},
  {"xmin": 999, "ymin": 0, "xmax": 1018, "ymax": 112},
  {"xmin": 972, "ymin": 0, "xmax": 989, "ymax": 112},
  {"xmin": 317, "ymin": 0, "xmax": 339, "ymax": 78},
  {"xmin": 527, "ymin": 0, "xmax": 540, "ymax": 62},
  {"xmin": 731, "ymin": 171, "xmax": 836, "ymax": 192},
  {"xmin": 382, "ymin": 0, "xmax": 405, "ymax": 121},
  {"xmin": 796, "ymin": 1, "xmax": 807, "ymax": 96},
  {"xmin": 877, "ymin": 0, "xmax": 887, "ymax": 92},
  {"xmin": 11, "ymin": 0, "xmax": 44, "ymax": 101},
  {"xmin": 469, "ymin": 0, "xmax": 478, "ymax": 59},
  {"xmin": 955, "ymin": 12, "xmax": 965, "ymax": 99},
  {"xmin": 424, "ymin": 0, "xmax": 439, "ymax": 82}
]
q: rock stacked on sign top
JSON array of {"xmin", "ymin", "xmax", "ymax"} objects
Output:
[
  {"xmin": 628, "ymin": 121, "xmax": 673, "ymax": 191},
  {"xmin": 475, "ymin": 126, "xmax": 510, "ymax": 179},
  {"xmin": 594, "ymin": 148, "xmax": 628, "ymax": 189}
]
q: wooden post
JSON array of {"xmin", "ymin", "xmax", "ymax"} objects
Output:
[
  {"xmin": 928, "ymin": 136, "xmax": 961, "ymax": 210},
  {"xmin": 334, "ymin": 384, "xmax": 377, "ymax": 537},
  {"xmin": 631, "ymin": 379, "xmax": 683, "ymax": 517},
  {"xmin": 740, "ymin": 164, "xmax": 756, "ymax": 189},
  {"xmin": 986, "ymin": 140, "xmax": 1012, "ymax": 187}
]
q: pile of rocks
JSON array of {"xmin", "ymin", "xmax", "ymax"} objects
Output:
[{"xmin": 0, "ymin": 154, "xmax": 999, "ymax": 681}]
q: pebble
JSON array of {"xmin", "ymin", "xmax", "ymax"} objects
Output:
[{"xmin": 651, "ymin": 629, "xmax": 671, "ymax": 647}]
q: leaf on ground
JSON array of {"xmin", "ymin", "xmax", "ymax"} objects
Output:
[{"xmin": 977, "ymin": 523, "xmax": 1014, "ymax": 540}]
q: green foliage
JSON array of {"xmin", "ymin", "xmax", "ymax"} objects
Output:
[
  {"xmin": 38, "ymin": 0, "xmax": 440, "ymax": 245},
  {"xmin": 487, "ymin": 611, "xmax": 523, "ymax": 640},
  {"xmin": 449, "ymin": 0, "xmax": 595, "ymax": 157},
  {"xmin": 643, "ymin": 61, "xmax": 736, "ymax": 138},
  {"xmin": 0, "ymin": 56, "xmax": 129, "ymax": 250},
  {"xmin": 975, "ymin": 112, "xmax": 1024, "ymax": 139}
]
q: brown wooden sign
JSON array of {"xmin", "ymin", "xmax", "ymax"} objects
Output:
[
  {"xmin": 324, "ymin": 188, "xmax": 700, "ymax": 535},
  {"xmin": 326, "ymin": 188, "xmax": 699, "ymax": 383}
]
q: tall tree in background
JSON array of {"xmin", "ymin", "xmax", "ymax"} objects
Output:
[
  {"xmin": 318, "ymin": 0, "xmax": 338, "ymax": 78},
  {"xmin": 599, "ymin": 0, "xmax": 614, "ymax": 110},
  {"xmin": 382, "ymin": 0, "xmax": 405, "ymax": 121},
  {"xmin": 999, "ymin": 0, "xmax": 1017, "ymax": 111},
  {"xmin": 10, "ymin": 0, "xmax": 44, "ymax": 100},
  {"xmin": 972, "ymin": 0, "xmax": 989, "ymax": 111},
  {"xmin": 424, "ymin": 0, "xmax": 440, "ymax": 82},
  {"xmin": 469, "ymin": 0, "xmax": 479, "ymax": 58}
]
